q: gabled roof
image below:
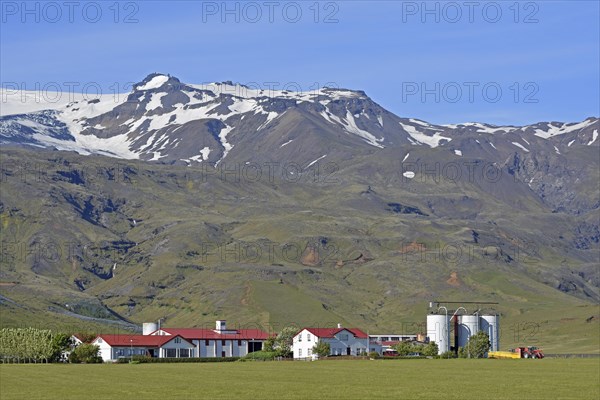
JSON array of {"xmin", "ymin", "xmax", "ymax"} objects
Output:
[
  {"xmin": 157, "ymin": 328, "xmax": 270, "ymax": 340},
  {"xmin": 301, "ymin": 328, "xmax": 368, "ymax": 339},
  {"xmin": 94, "ymin": 334, "xmax": 193, "ymax": 347}
]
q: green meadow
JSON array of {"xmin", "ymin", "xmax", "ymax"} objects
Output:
[{"xmin": 1, "ymin": 359, "xmax": 598, "ymax": 400}]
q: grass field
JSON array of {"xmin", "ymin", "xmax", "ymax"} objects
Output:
[{"xmin": 1, "ymin": 359, "xmax": 598, "ymax": 400}]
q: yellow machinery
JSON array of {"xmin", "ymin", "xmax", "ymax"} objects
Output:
[{"xmin": 488, "ymin": 351, "xmax": 520, "ymax": 359}]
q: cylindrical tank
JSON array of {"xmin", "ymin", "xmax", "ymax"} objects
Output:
[
  {"xmin": 480, "ymin": 315, "xmax": 500, "ymax": 351},
  {"xmin": 458, "ymin": 315, "xmax": 479, "ymax": 348},
  {"xmin": 142, "ymin": 322, "xmax": 158, "ymax": 335},
  {"xmin": 427, "ymin": 314, "xmax": 450, "ymax": 354}
]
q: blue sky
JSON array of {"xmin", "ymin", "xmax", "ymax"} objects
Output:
[{"xmin": 1, "ymin": 0, "xmax": 598, "ymax": 125}]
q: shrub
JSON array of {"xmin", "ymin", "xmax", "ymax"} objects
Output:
[
  {"xmin": 69, "ymin": 344, "xmax": 102, "ymax": 363},
  {"xmin": 242, "ymin": 351, "xmax": 278, "ymax": 361},
  {"xmin": 312, "ymin": 341, "xmax": 331, "ymax": 358},
  {"xmin": 458, "ymin": 332, "xmax": 490, "ymax": 359},
  {"xmin": 368, "ymin": 351, "xmax": 380, "ymax": 359}
]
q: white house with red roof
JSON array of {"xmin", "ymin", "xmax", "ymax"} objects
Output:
[
  {"xmin": 292, "ymin": 324, "xmax": 382, "ymax": 360},
  {"xmin": 92, "ymin": 334, "xmax": 195, "ymax": 362},
  {"xmin": 149, "ymin": 320, "xmax": 269, "ymax": 358}
]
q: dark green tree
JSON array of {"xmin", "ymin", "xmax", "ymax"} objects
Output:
[
  {"xmin": 422, "ymin": 341, "xmax": 439, "ymax": 357},
  {"xmin": 262, "ymin": 336, "xmax": 276, "ymax": 352},
  {"xmin": 392, "ymin": 341, "xmax": 415, "ymax": 356},
  {"xmin": 50, "ymin": 333, "xmax": 72, "ymax": 362},
  {"xmin": 459, "ymin": 331, "xmax": 490, "ymax": 359},
  {"xmin": 273, "ymin": 327, "xmax": 297, "ymax": 357},
  {"xmin": 69, "ymin": 344, "xmax": 102, "ymax": 363},
  {"xmin": 312, "ymin": 341, "xmax": 331, "ymax": 358}
]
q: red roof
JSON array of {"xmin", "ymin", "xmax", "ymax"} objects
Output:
[
  {"xmin": 158, "ymin": 328, "xmax": 270, "ymax": 340},
  {"xmin": 94, "ymin": 334, "xmax": 193, "ymax": 347},
  {"xmin": 302, "ymin": 328, "xmax": 368, "ymax": 339}
]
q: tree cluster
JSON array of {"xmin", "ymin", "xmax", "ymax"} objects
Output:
[
  {"xmin": 69, "ymin": 343, "xmax": 102, "ymax": 363},
  {"xmin": 0, "ymin": 328, "xmax": 71, "ymax": 363},
  {"xmin": 458, "ymin": 331, "xmax": 490, "ymax": 358},
  {"xmin": 392, "ymin": 340, "xmax": 439, "ymax": 357},
  {"xmin": 262, "ymin": 326, "xmax": 298, "ymax": 357}
]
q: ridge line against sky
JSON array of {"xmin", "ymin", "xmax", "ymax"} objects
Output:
[{"xmin": 0, "ymin": 0, "xmax": 598, "ymax": 126}]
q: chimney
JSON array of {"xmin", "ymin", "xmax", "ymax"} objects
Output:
[
  {"xmin": 216, "ymin": 320, "xmax": 226, "ymax": 332},
  {"xmin": 337, "ymin": 323, "xmax": 342, "ymax": 328}
]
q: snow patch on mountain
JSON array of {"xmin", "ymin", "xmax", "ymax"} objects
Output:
[
  {"xmin": 400, "ymin": 122, "xmax": 451, "ymax": 148},
  {"xmin": 587, "ymin": 130, "xmax": 598, "ymax": 145},
  {"xmin": 512, "ymin": 142, "xmax": 530, "ymax": 152},
  {"xmin": 307, "ymin": 154, "xmax": 327, "ymax": 168},
  {"xmin": 137, "ymin": 75, "xmax": 169, "ymax": 91},
  {"xmin": 343, "ymin": 111, "xmax": 385, "ymax": 148},
  {"xmin": 533, "ymin": 119, "xmax": 596, "ymax": 139},
  {"xmin": 216, "ymin": 125, "xmax": 233, "ymax": 166}
]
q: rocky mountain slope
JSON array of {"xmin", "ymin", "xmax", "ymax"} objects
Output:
[{"xmin": 0, "ymin": 74, "xmax": 598, "ymax": 352}]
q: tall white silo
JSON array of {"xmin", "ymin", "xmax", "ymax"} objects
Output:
[
  {"xmin": 142, "ymin": 322, "xmax": 159, "ymax": 335},
  {"xmin": 458, "ymin": 315, "xmax": 479, "ymax": 348},
  {"xmin": 427, "ymin": 314, "xmax": 450, "ymax": 354},
  {"xmin": 480, "ymin": 315, "xmax": 500, "ymax": 351}
]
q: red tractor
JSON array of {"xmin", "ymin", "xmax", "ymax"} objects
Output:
[{"xmin": 513, "ymin": 346, "xmax": 545, "ymax": 359}]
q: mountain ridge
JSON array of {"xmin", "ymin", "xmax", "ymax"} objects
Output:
[{"xmin": 1, "ymin": 73, "xmax": 598, "ymax": 167}]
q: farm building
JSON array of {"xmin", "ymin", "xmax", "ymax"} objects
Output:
[
  {"xmin": 90, "ymin": 320, "xmax": 269, "ymax": 362},
  {"xmin": 293, "ymin": 325, "xmax": 382, "ymax": 360},
  {"xmin": 92, "ymin": 334, "xmax": 195, "ymax": 362},
  {"xmin": 149, "ymin": 320, "xmax": 270, "ymax": 358}
]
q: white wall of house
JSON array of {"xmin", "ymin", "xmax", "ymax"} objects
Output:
[
  {"xmin": 92, "ymin": 337, "xmax": 195, "ymax": 362},
  {"xmin": 92, "ymin": 337, "xmax": 114, "ymax": 362},
  {"xmin": 110, "ymin": 346, "xmax": 155, "ymax": 360},
  {"xmin": 152, "ymin": 329, "xmax": 263, "ymax": 358},
  {"xmin": 158, "ymin": 338, "xmax": 196, "ymax": 358},
  {"xmin": 193, "ymin": 339, "xmax": 262, "ymax": 357}
]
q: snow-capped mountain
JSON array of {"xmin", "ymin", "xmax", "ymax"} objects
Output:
[{"xmin": 1, "ymin": 73, "xmax": 598, "ymax": 167}]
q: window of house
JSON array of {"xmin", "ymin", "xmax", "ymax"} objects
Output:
[
  {"xmin": 97, "ymin": 338, "xmax": 102, "ymax": 343},
  {"xmin": 298, "ymin": 349, "xmax": 302, "ymax": 357},
  {"xmin": 180, "ymin": 349, "xmax": 190, "ymax": 358},
  {"xmin": 205, "ymin": 340, "xmax": 210, "ymax": 346},
  {"xmin": 307, "ymin": 334, "xmax": 311, "ymax": 341},
  {"xmin": 340, "ymin": 334, "xmax": 348, "ymax": 341},
  {"xmin": 174, "ymin": 337, "xmax": 181, "ymax": 343},
  {"xmin": 308, "ymin": 349, "xmax": 312, "ymax": 356},
  {"xmin": 166, "ymin": 349, "xmax": 177, "ymax": 358},
  {"xmin": 298, "ymin": 334, "xmax": 302, "ymax": 342},
  {"xmin": 238, "ymin": 340, "xmax": 242, "ymax": 346},
  {"xmin": 222, "ymin": 340, "xmax": 226, "ymax": 346}
]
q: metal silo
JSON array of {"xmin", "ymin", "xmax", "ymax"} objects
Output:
[
  {"xmin": 142, "ymin": 322, "xmax": 159, "ymax": 335},
  {"xmin": 458, "ymin": 315, "xmax": 479, "ymax": 347},
  {"xmin": 480, "ymin": 314, "xmax": 500, "ymax": 351},
  {"xmin": 427, "ymin": 314, "xmax": 450, "ymax": 354}
]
